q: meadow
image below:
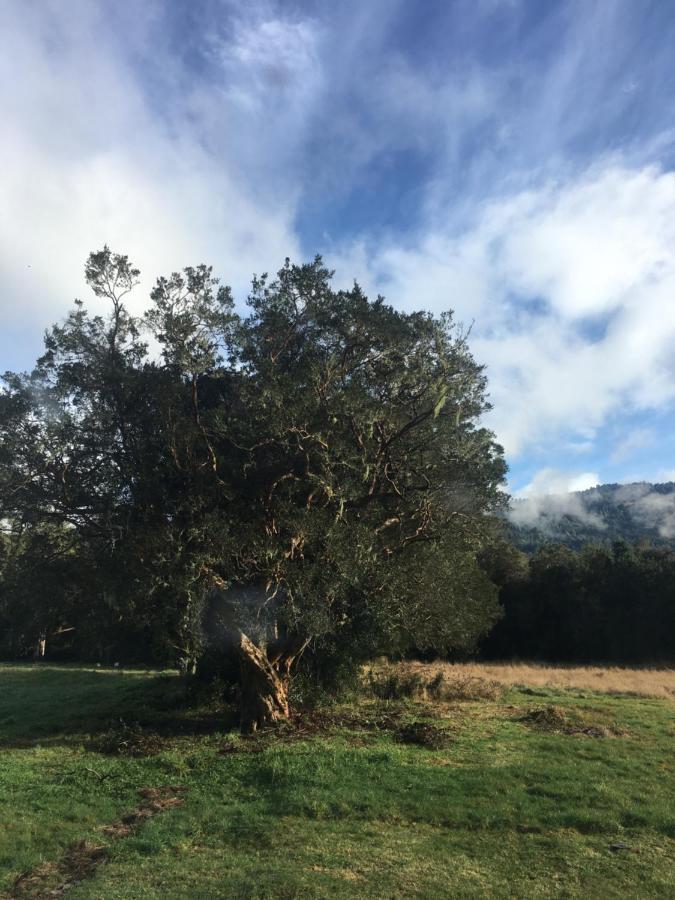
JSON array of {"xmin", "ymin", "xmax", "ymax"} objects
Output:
[{"xmin": 0, "ymin": 662, "xmax": 673, "ymax": 899}]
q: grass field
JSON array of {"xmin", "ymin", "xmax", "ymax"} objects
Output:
[{"xmin": 0, "ymin": 663, "xmax": 673, "ymax": 898}]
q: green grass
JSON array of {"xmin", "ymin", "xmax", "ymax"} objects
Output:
[{"xmin": 0, "ymin": 664, "xmax": 673, "ymax": 898}]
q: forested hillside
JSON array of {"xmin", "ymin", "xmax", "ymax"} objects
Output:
[{"xmin": 508, "ymin": 482, "xmax": 675, "ymax": 551}]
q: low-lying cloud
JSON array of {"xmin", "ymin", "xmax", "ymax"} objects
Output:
[
  {"xmin": 509, "ymin": 468, "xmax": 605, "ymax": 533},
  {"xmin": 510, "ymin": 478, "xmax": 675, "ymax": 540},
  {"xmin": 614, "ymin": 483, "xmax": 675, "ymax": 539}
]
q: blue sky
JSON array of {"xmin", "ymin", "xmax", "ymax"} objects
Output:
[{"xmin": 2, "ymin": 0, "xmax": 675, "ymax": 495}]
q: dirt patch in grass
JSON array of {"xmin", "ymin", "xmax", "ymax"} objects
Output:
[
  {"xmin": 520, "ymin": 706, "xmax": 630, "ymax": 738},
  {"xmin": 291, "ymin": 708, "xmax": 405, "ymax": 735},
  {"xmin": 218, "ymin": 708, "xmax": 406, "ymax": 753},
  {"xmin": 9, "ymin": 842, "xmax": 107, "ymax": 899},
  {"xmin": 6, "ymin": 786, "xmax": 188, "ymax": 900},
  {"xmin": 218, "ymin": 738, "xmax": 266, "ymax": 755},
  {"xmin": 395, "ymin": 721, "xmax": 454, "ymax": 750},
  {"xmin": 102, "ymin": 786, "xmax": 188, "ymax": 839},
  {"xmin": 216, "ymin": 705, "xmax": 454, "ymax": 754}
]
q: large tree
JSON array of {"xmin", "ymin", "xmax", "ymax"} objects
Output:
[{"xmin": 0, "ymin": 249, "xmax": 507, "ymax": 730}]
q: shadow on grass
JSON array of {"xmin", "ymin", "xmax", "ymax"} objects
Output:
[{"xmin": 0, "ymin": 663, "xmax": 238, "ymax": 749}]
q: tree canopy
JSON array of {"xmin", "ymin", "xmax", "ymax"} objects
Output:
[
  {"xmin": 0, "ymin": 249, "xmax": 507, "ymax": 730},
  {"xmin": 481, "ymin": 539, "xmax": 675, "ymax": 664}
]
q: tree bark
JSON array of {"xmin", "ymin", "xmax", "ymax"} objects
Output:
[
  {"xmin": 237, "ymin": 631, "xmax": 309, "ymax": 734},
  {"xmin": 33, "ymin": 630, "xmax": 46, "ymax": 660}
]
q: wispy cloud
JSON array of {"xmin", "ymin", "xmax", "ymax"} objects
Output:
[
  {"xmin": 508, "ymin": 468, "xmax": 604, "ymax": 532},
  {"xmin": 511, "ymin": 478, "xmax": 675, "ymax": 538},
  {"xmin": 517, "ymin": 469, "xmax": 601, "ymax": 498},
  {"xmin": 633, "ymin": 491, "xmax": 675, "ymax": 538},
  {"xmin": 611, "ymin": 428, "xmax": 656, "ymax": 464},
  {"xmin": 0, "ymin": 0, "xmax": 302, "ymax": 335},
  {"xmin": 2, "ymin": 0, "xmax": 675, "ymax": 487},
  {"xmin": 331, "ymin": 164, "xmax": 675, "ymax": 457}
]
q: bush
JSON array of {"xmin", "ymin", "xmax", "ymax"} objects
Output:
[
  {"xmin": 364, "ymin": 665, "xmax": 503, "ymax": 702},
  {"xmin": 395, "ymin": 721, "xmax": 453, "ymax": 749},
  {"xmin": 90, "ymin": 719, "xmax": 165, "ymax": 756}
]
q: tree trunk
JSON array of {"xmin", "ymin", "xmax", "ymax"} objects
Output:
[
  {"xmin": 33, "ymin": 630, "xmax": 46, "ymax": 660},
  {"xmin": 237, "ymin": 632, "xmax": 309, "ymax": 734}
]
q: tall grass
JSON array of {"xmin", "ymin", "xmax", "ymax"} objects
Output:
[
  {"xmin": 363, "ymin": 664, "xmax": 503, "ymax": 702},
  {"xmin": 370, "ymin": 659, "xmax": 675, "ymax": 698}
]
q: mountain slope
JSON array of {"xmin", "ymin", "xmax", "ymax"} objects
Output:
[{"xmin": 507, "ymin": 482, "xmax": 675, "ymax": 551}]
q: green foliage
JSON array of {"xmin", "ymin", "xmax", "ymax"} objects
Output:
[
  {"xmin": 482, "ymin": 539, "xmax": 675, "ymax": 663},
  {"xmin": 478, "ymin": 538, "xmax": 529, "ymax": 586},
  {"xmin": 0, "ymin": 250, "xmax": 506, "ymax": 684},
  {"xmin": 365, "ymin": 666, "xmax": 504, "ymax": 702}
]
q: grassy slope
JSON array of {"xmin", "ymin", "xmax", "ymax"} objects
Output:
[{"xmin": 0, "ymin": 664, "xmax": 673, "ymax": 899}]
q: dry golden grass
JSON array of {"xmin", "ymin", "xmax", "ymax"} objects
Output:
[{"xmin": 373, "ymin": 659, "xmax": 675, "ymax": 698}]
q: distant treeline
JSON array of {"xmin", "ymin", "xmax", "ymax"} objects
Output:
[
  {"xmin": 480, "ymin": 539, "xmax": 675, "ymax": 665},
  {"xmin": 2, "ymin": 529, "xmax": 673, "ymax": 667}
]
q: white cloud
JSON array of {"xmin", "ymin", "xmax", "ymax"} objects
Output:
[
  {"xmin": 508, "ymin": 468, "xmax": 604, "ymax": 531},
  {"xmin": 0, "ymin": 1, "xmax": 303, "ymax": 332},
  {"xmin": 207, "ymin": 11, "xmax": 323, "ymax": 166},
  {"xmin": 330, "ymin": 164, "xmax": 675, "ymax": 457},
  {"xmin": 2, "ymin": 0, "xmax": 675, "ymax": 486},
  {"xmin": 566, "ymin": 440, "xmax": 595, "ymax": 455},
  {"xmin": 222, "ymin": 18, "xmax": 320, "ymax": 92},
  {"xmin": 510, "ymin": 477, "xmax": 675, "ymax": 538},
  {"xmin": 633, "ymin": 492, "xmax": 675, "ymax": 538},
  {"xmin": 610, "ymin": 428, "xmax": 655, "ymax": 463},
  {"xmin": 614, "ymin": 483, "xmax": 675, "ymax": 538},
  {"xmin": 517, "ymin": 469, "xmax": 600, "ymax": 498}
]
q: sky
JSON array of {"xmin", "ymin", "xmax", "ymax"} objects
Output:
[{"xmin": 2, "ymin": 0, "xmax": 675, "ymax": 496}]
